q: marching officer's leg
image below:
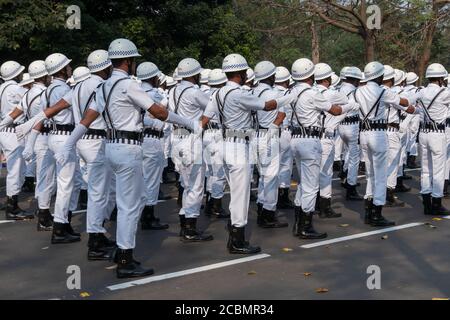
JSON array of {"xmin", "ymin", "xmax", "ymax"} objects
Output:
[
  {"xmin": 385, "ymin": 129, "xmax": 405, "ymax": 207},
  {"xmin": 278, "ymin": 128, "xmax": 294, "ymax": 208}
]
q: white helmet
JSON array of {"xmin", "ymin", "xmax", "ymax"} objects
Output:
[
  {"xmin": 208, "ymin": 69, "xmax": 227, "ymax": 86},
  {"xmin": 291, "ymin": 58, "xmax": 315, "ymax": 81},
  {"xmin": 67, "ymin": 76, "xmax": 75, "ymax": 87},
  {"xmin": 108, "ymin": 38, "xmax": 141, "ymax": 60},
  {"xmin": 344, "ymin": 66, "xmax": 363, "ymax": 80},
  {"xmin": 173, "ymin": 68, "xmax": 182, "ymax": 81},
  {"xmin": 246, "ymin": 68, "xmax": 255, "ymax": 82},
  {"xmin": 19, "ymin": 73, "xmax": 34, "ymax": 86},
  {"xmin": 200, "ymin": 69, "xmax": 211, "ymax": 84},
  {"xmin": 72, "ymin": 66, "xmax": 91, "ymax": 83},
  {"xmin": 340, "ymin": 66, "xmax": 350, "ymax": 80},
  {"xmin": 87, "ymin": 49, "xmax": 112, "ymax": 73},
  {"xmin": 360, "ymin": 73, "xmax": 367, "ymax": 83},
  {"xmin": 177, "ymin": 58, "xmax": 202, "ymax": 78},
  {"xmin": 28, "ymin": 60, "xmax": 48, "ymax": 79},
  {"xmin": 222, "ymin": 54, "xmax": 249, "ymax": 73},
  {"xmin": 364, "ymin": 61, "xmax": 384, "ymax": 82},
  {"xmin": 136, "ymin": 62, "xmax": 160, "ymax": 81},
  {"xmin": 158, "ymin": 73, "xmax": 167, "ymax": 85},
  {"xmin": 45, "ymin": 53, "xmax": 72, "ymax": 76},
  {"xmin": 275, "ymin": 66, "xmax": 291, "ymax": 83},
  {"xmin": 166, "ymin": 76, "xmax": 177, "ymax": 87},
  {"xmin": 314, "ymin": 63, "xmax": 333, "ymax": 81},
  {"xmin": 254, "ymin": 61, "xmax": 276, "ymax": 81},
  {"xmin": 383, "ymin": 65, "xmax": 395, "ymax": 81},
  {"xmin": 425, "ymin": 63, "xmax": 448, "ymax": 79},
  {"xmin": 406, "ymin": 72, "xmax": 419, "ymax": 85},
  {"xmin": 394, "ymin": 69, "xmax": 406, "ymax": 86},
  {"xmin": 1, "ymin": 61, "xmax": 25, "ymax": 81},
  {"xmin": 331, "ymin": 73, "xmax": 340, "ymax": 87}
]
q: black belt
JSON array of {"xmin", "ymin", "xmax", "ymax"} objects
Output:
[
  {"xmin": 291, "ymin": 126, "xmax": 322, "ymax": 138},
  {"xmin": 400, "ymin": 114, "xmax": 407, "ymax": 122},
  {"xmin": 173, "ymin": 126, "xmax": 193, "ymax": 135},
  {"xmin": 446, "ymin": 118, "xmax": 450, "ymax": 128},
  {"xmin": 107, "ymin": 130, "xmax": 143, "ymax": 144},
  {"xmin": 360, "ymin": 120, "xmax": 387, "ymax": 132},
  {"xmin": 341, "ymin": 115, "xmax": 360, "ymax": 125},
  {"xmin": 387, "ymin": 123, "xmax": 400, "ymax": 130},
  {"xmin": 206, "ymin": 122, "xmax": 220, "ymax": 130},
  {"xmin": 143, "ymin": 128, "xmax": 164, "ymax": 138},
  {"xmin": 54, "ymin": 124, "xmax": 75, "ymax": 132},
  {"xmin": 421, "ymin": 122, "xmax": 445, "ymax": 133},
  {"xmin": 86, "ymin": 129, "xmax": 107, "ymax": 137}
]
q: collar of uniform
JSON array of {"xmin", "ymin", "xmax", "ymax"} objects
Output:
[
  {"xmin": 366, "ymin": 81, "xmax": 380, "ymax": 89},
  {"xmin": 112, "ymin": 68, "xmax": 129, "ymax": 77},
  {"xmin": 316, "ymin": 84, "xmax": 328, "ymax": 92},
  {"xmin": 403, "ymin": 85, "xmax": 415, "ymax": 91},
  {"xmin": 2, "ymin": 79, "xmax": 16, "ymax": 85},
  {"xmin": 427, "ymin": 83, "xmax": 441, "ymax": 89},
  {"xmin": 180, "ymin": 80, "xmax": 196, "ymax": 88},
  {"xmin": 294, "ymin": 82, "xmax": 311, "ymax": 89},
  {"xmin": 257, "ymin": 82, "xmax": 272, "ymax": 90},
  {"xmin": 274, "ymin": 84, "xmax": 286, "ymax": 91},
  {"xmin": 227, "ymin": 81, "xmax": 240, "ymax": 88},
  {"xmin": 141, "ymin": 81, "xmax": 154, "ymax": 91},
  {"xmin": 53, "ymin": 78, "xmax": 67, "ymax": 85},
  {"xmin": 34, "ymin": 82, "xmax": 46, "ymax": 89},
  {"xmin": 342, "ymin": 82, "xmax": 356, "ymax": 91},
  {"xmin": 90, "ymin": 74, "xmax": 103, "ymax": 82},
  {"xmin": 381, "ymin": 84, "xmax": 390, "ymax": 90}
]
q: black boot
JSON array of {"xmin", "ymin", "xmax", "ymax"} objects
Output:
[
  {"xmin": 385, "ymin": 188, "xmax": 405, "ymax": 207},
  {"xmin": 314, "ymin": 192, "xmax": 320, "ymax": 214},
  {"xmin": 431, "ymin": 197, "xmax": 450, "ymax": 216},
  {"xmin": 277, "ymin": 188, "xmax": 294, "ymax": 209},
  {"xmin": 37, "ymin": 209, "xmax": 53, "ymax": 231},
  {"xmin": 5, "ymin": 195, "xmax": 34, "ymax": 220},
  {"xmin": 333, "ymin": 160, "xmax": 341, "ymax": 172},
  {"xmin": 162, "ymin": 167, "xmax": 176, "ymax": 183},
  {"xmin": 444, "ymin": 180, "xmax": 450, "ymax": 199},
  {"xmin": 21, "ymin": 176, "xmax": 35, "ymax": 193},
  {"xmin": 364, "ymin": 198, "xmax": 373, "ymax": 224},
  {"xmin": 318, "ymin": 197, "xmax": 342, "ymax": 219},
  {"xmin": 109, "ymin": 205, "xmax": 117, "ymax": 222},
  {"xmin": 359, "ymin": 162, "xmax": 366, "ymax": 174},
  {"xmin": 422, "ymin": 193, "xmax": 433, "ymax": 215},
  {"xmin": 228, "ymin": 225, "xmax": 261, "ymax": 254},
  {"xmin": 402, "ymin": 168, "xmax": 412, "ymax": 180},
  {"xmin": 51, "ymin": 222, "xmax": 81, "ymax": 244},
  {"xmin": 177, "ymin": 184, "xmax": 184, "ymax": 207},
  {"xmin": 116, "ymin": 249, "xmax": 154, "ymax": 279},
  {"xmin": 250, "ymin": 190, "xmax": 258, "ymax": 202},
  {"xmin": 179, "ymin": 215, "xmax": 186, "ymax": 237},
  {"xmin": 141, "ymin": 206, "xmax": 169, "ymax": 230},
  {"xmin": 181, "ymin": 218, "xmax": 213, "ymax": 242},
  {"xmin": 256, "ymin": 203, "xmax": 263, "ymax": 226},
  {"xmin": 66, "ymin": 211, "xmax": 81, "ymax": 237},
  {"xmin": 346, "ymin": 184, "xmax": 364, "ymax": 201},
  {"xmin": 209, "ymin": 197, "xmax": 229, "ymax": 218},
  {"xmin": 394, "ymin": 178, "xmax": 411, "ymax": 193},
  {"xmin": 87, "ymin": 233, "xmax": 116, "ymax": 261},
  {"xmin": 158, "ymin": 189, "xmax": 172, "ymax": 200},
  {"xmin": 293, "ymin": 206, "xmax": 302, "ymax": 237},
  {"xmin": 298, "ymin": 211, "xmax": 327, "ymax": 239},
  {"xmin": 369, "ymin": 205, "xmax": 395, "ymax": 227},
  {"xmin": 258, "ymin": 208, "xmax": 289, "ymax": 228},
  {"xmin": 407, "ymin": 154, "xmax": 420, "ymax": 169},
  {"xmin": 78, "ymin": 189, "xmax": 87, "ymax": 210}
]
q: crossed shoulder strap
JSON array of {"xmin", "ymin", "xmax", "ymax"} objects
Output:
[
  {"xmin": 0, "ymin": 83, "xmax": 15, "ymax": 114},
  {"xmin": 354, "ymin": 88, "xmax": 385, "ymax": 122},
  {"xmin": 45, "ymin": 85, "xmax": 62, "ymax": 109},
  {"xmin": 26, "ymin": 89, "xmax": 45, "ymax": 119},
  {"xmin": 290, "ymin": 87, "xmax": 312, "ymax": 127},
  {"xmin": 215, "ymin": 87, "xmax": 239, "ymax": 133},
  {"xmin": 101, "ymin": 77, "xmax": 128, "ymax": 131},
  {"xmin": 418, "ymin": 88, "xmax": 447, "ymax": 125},
  {"xmin": 172, "ymin": 86, "xmax": 194, "ymax": 114}
]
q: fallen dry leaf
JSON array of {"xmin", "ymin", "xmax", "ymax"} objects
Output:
[
  {"xmin": 303, "ymin": 272, "xmax": 312, "ymax": 277},
  {"xmin": 41, "ymin": 247, "xmax": 49, "ymax": 250},
  {"xmin": 432, "ymin": 298, "xmax": 449, "ymax": 300},
  {"xmin": 79, "ymin": 292, "xmax": 90, "ymax": 298},
  {"xmin": 381, "ymin": 235, "xmax": 388, "ymax": 240},
  {"xmin": 248, "ymin": 271, "xmax": 257, "ymax": 275},
  {"xmin": 105, "ymin": 265, "xmax": 117, "ymax": 270},
  {"xmin": 432, "ymin": 218, "xmax": 443, "ymax": 221},
  {"xmin": 316, "ymin": 288, "xmax": 329, "ymax": 293},
  {"xmin": 282, "ymin": 248, "xmax": 293, "ymax": 252},
  {"xmin": 339, "ymin": 224, "xmax": 349, "ymax": 227}
]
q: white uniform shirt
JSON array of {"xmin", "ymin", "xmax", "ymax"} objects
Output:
[
  {"xmin": 204, "ymin": 81, "xmax": 265, "ymax": 130},
  {"xmin": 316, "ymin": 84, "xmax": 349, "ymax": 132},
  {"xmin": 168, "ymin": 80, "xmax": 209, "ymax": 121},
  {"xmin": 417, "ymin": 83, "xmax": 450, "ymax": 124},
  {"xmin": 141, "ymin": 82, "xmax": 166, "ymax": 131},
  {"xmin": 274, "ymin": 84, "xmax": 291, "ymax": 128},
  {"xmin": 200, "ymin": 84, "xmax": 210, "ymax": 93},
  {"xmin": 0, "ymin": 80, "xmax": 26, "ymax": 123},
  {"xmin": 91, "ymin": 69, "xmax": 155, "ymax": 132},
  {"xmin": 39, "ymin": 78, "xmax": 72, "ymax": 125},
  {"xmin": 253, "ymin": 83, "xmax": 284, "ymax": 128},
  {"xmin": 338, "ymin": 82, "xmax": 358, "ymax": 117},
  {"xmin": 382, "ymin": 85, "xmax": 410, "ymax": 124}
]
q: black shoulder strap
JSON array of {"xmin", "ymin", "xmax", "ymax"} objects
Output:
[
  {"xmin": 173, "ymin": 86, "xmax": 194, "ymax": 114},
  {"xmin": 356, "ymin": 88, "xmax": 385, "ymax": 122},
  {"xmin": 102, "ymin": 78, "xmax": 128, "ymax": 131},
  {"xmin": 290, "ymin": 87, "xmax": 312, "ymax": 127},
  {"xmin": 45, "ymin": 85, "xmax": 62, "ymax": 109},
  {"xmin": 419, "ymin": 88, "xmax": 446, "ymax": 124},
  {"xmin": 26, "ymin": 89, "xmax": 45, "ymax": 120},
  {"xmin": 215, "ymin": 87, "xmax": 239, "ymax": 133},
  {"xmin": 0, "ymin": 83, "xmax": 15, "ymax": 113}
]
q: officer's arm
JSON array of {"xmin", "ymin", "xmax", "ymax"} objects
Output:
[
  {"xmin": 273, "ymin": 112, "xmax": 286, "ymax": 127},
  {"xmin": 8, "ymin": 107, "xmax": 24, "ymax": 119},
  {"xmin": 80, "ymin": 109, "xmax": 101, "ymax": 128},
  {"xmin": 200, "ymin": 115, "xmax": 211, "ymax": 128},
  {"xmin": 43, "ymin": 99, "xmax": 71, "ymax": 119}
]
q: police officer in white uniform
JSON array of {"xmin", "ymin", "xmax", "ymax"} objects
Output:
[
  {"xmin": 202, "ymin": 53, "xmax": 293, "ymax": 254},
  {"xmin": 0, "ymin": 61, "xmax": 34, "ymax": 220},
  {"xmin": 252, "ymin": 61, "xmax": 288, "ymax": 228},
  {"xmin": 417, "ymin": 63, "xmax": 450, "ymax": 215},
  {"xmin": 356, "ymin": 62, "xmax": 414, "ymax": 226},
  {"xmin": 169, "ymin": 58, "xmax": 212, "ymax": 242},
  {"xmin": 404, "ymin": 72, "xmax": 421, "ymax": 170}
]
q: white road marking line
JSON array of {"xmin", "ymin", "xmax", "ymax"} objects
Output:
[
  {"xmin": 71, "ymin": 209, "xmax": 86, "ymax": 214},
  {"xmin": 300, "ymin": 222, "xmax": 426, "ymax": 249},
  {"xmin": 106, "ymin": 253, "xmax": 271, "ymax": 291},
  {"xmin": 0, "ymin": 220, "xmax": 14, "ymax": 224}
]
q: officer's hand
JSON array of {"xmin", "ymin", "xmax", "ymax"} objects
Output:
[
  {"xmin": 55, "ymin": 151, "xmax": 70, "ymax": 167},
  {"xmin": 406, "ymin": 105, "xmax": 416, "ymax": 114}
]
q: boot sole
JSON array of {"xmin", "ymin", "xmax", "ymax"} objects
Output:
[
  {"xmin": 116, "ymin": 270, "xmax": 154, "ymax": 279},
  {"xmin": 51, "ymin": 239, "xmax": 81, "ymax": 244}
]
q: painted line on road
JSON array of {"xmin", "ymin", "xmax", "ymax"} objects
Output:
[
  {"xmin": 106, "ymin": 253, "xmax": 271, "ymax": 291},
  {"xmin": 0, "ymin": 220, "xmax": 14, "ymax": 224}
]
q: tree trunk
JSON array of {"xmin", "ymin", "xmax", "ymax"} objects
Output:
[
  {"xmin": 311, "ymin": 19, "xmax": 320, "ymax": 63},
  {"xmin": 364, "ymin": 32, "xmax": 376, "ymax": 62},
  {"xmin": 417, "ymin": 1, "xmax": 439, "ymax": 83}
]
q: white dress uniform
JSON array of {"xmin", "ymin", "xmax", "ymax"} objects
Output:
[
  {"xmin": 168, "ymin": 80, "xmax": 209, "ymax": 221},
  {"xmin": 0, "ymin": 80, "xmax": 27, "ymax": 197},
  {"xmin": 20, "ymin": 88, "xmax": 37, "ymax": 181},
  {"xmin": 392, "ymin": 85, "xmax": 410, "ymax": 179},
  {"xmin": 92, "ymin": 68, "xmax": 155, "ymax": 250},
  {"xmin": 403, "ymin": 84, "xmax": 421, "ymax": 160}
]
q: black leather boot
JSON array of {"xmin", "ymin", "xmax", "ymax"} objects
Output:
[
  {"xmin": 228, "ymin": 225, "xmax": 261, "ymax": 254},
  {"xmin": 407, "ymin": 154, "xmax": 420, "ymax": 169},
  {"xmin": 5, "ymin": 195, "xmax": 34, "ymax": 220},
  {"xmin": 346, "ymin": 184, "xmax": 364, "ymax": 201},
  {"xmin": 359, "ymin": 162, "xmax": 366, "ymax": 174},
  {"xmin": 78, "ymin": 189, "xmax": 87, "ymax": 210},
  {"xmin": 66, "ymin": 211, "xmax": 81, "ymax": 237},
  {"xmin": 385, "ymin": 188, "xmax": 405, "ymax": 207},
  {"xmin": 318, "ymin": 197, "xmax": 342, "ymax": 218},
  {"xmin": 298, "ymin": 211, "xmax": 327, "ymax": 239},
  {"xmin": 258, "ymin": 208, "xmax": 289, "ymax": 228},
  {"xmin": 394, "ymin": 178, "xmax": 411, "ymax": 193},
  {"xmin": 51, "ymin": 222, "xmax": 80, "ymax": 244},
  {"xmin": 369, "ymin": 205, "xmax": 395, "ymax": 227},
  {"xmin": 277, "ymin": 188, "xmax": 294, "ymax": 209},
  {"xmin": 256, "ymin": 203, "xmax": 263, "ymax": 226},
  {"xmin": 87, "ymin": 233, "xmax": 116, "ymax": 261},
  {"xmin": 177, "ymin": 184, "xmax": 184, "ymax": 207},
  {"xmin": 37, "ymin": 208, "xmax": 53, "ymax": 231},
  {"xmin": 116, "ymin": 249, "xmax": 154, "ymax": 279},
  {"xmin": 141, "ymin": 206, "xmax": 169, "ymax": 230},
  {"xmin": 210, "ymin": 197, "xmax": 229, "ymax": 218},
  {"xmin": 293, "ymin": 206, "xmax": 302, "ymax": 237},
  {"xmin": 364, "ymin": 198, "xmax": 373, "ymax": 224},
  {"xmin": 181, "ymin": 218, "xmax": 213, "ymax": 242},
  {"xmin": 109, "ymin": 205, "xmax": 117, "ymax": 222},
  {"xmin": 158, "ymin": 189, "xmax": 172, "ymax": 200},
  {"xmin": 179, "ymin": 215, "xmax": 186, "ymax": 237},
  {"xmin": 422, "ymin": 193, "xmax": 433, "ymax": 215},
  {"xmin": 444, "ymin": 180, "xmax": 450, "ymax": 199},
  {"xmin": 21, "ymin": 176, "xmax": 35, "ymax": 193},
  {"xmin": 431, "ymin": 197, "xmax": 450, "ymax": 215},
  {"xmin": 402, "ymin": 169, "xmax": 412, "ymax": 180}
]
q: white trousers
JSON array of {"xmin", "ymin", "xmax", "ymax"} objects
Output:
[
  {"xmin": 77, "ymin": 138, "xmax": 116, "ymax": 234},
  {"xmin": 445, "ymin": 127, "xmax": 450, "ymax": 180},
  {"xmin": 0, "ymin": 131, "xmax": 25, "ymax": 197},
  {"xmin": 338, "ymin": 123, "xmax": 360, "ymax": 186},
  {"xmin": 172, "ymin": 134, "xmax": 205, "ymax": 218},
  {"xmin": 203, "ymin": 129, "xmax": 226, "ymax": 199},
  {"xmin": 254, "ymin": 132, "xmax": 280, "ymax": 211},
  {"xmin": 360, "ymin": 131, "xmax": 388, "ymax": 206},
  {"xmin": 48, "ymin": 134, "xmax": 82, "ymax": 223},
  {"xmin": 407, "ymin": 115, "xmax": 420, "ymax": 156},
  {"xmin": 34, "ymin": 134, "xmax": 56, "ymax": 209},
  {"xmin": 334, "ymin": 134, "xmax": 344, "ymax": 162},
  {"xmin": 223, "ymin": 140, "xmax": 252, "ymax": 227},
  {"xmin": 386, "ymin": 130, "xmax": 401, "ymax": 189},
  {"xmin": 419, "ymin": 132, "xmax": 446, "ymax": 197},
  {"xmin": 398, "ymin": 127, "xmax": 408, "ymax": 177},
  {"xmin": 24, "ymin": 135, "xmax": 36, "ymax": 178},
  {"xmin": 291, "ymin": 137, "xmax": 321, "ymax": 213},
  {"xmin": 106, "ymin": 143, "xmax": 146, "ymax": 250},
  {"xmin": 279, "ymin": 129, "xmax": 293, "ymax": 188},
  {"xmin": 142, "ymin": 136, "xmax": 165, "ymax": 206},
  {"xmin": 319, "ymin": 138, "xmax": 335, "ymax": 199}
]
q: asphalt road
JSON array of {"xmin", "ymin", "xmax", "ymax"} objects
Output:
[{"xmin": 1, "ymin": 168, "xmax": 450, "ymax": 300}]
